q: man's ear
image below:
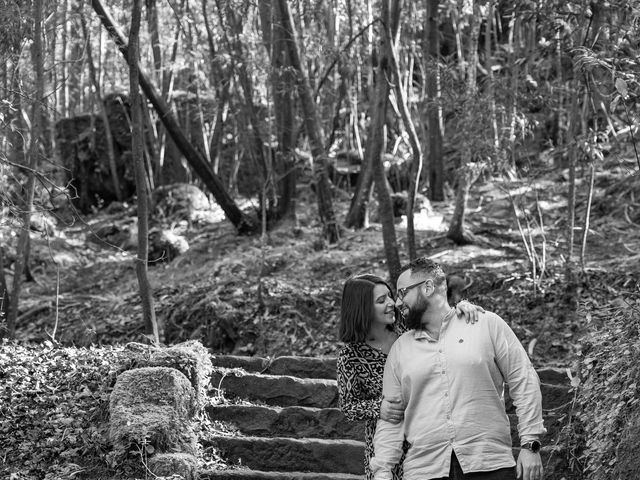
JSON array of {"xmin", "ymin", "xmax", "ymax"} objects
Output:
[{"xmin": 424, "ymin": 278, "xmax": 435, "ymax": 295}]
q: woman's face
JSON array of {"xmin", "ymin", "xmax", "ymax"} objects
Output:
[{"xmin": 372, "ymin": 284, "xmax": 395, "ymax": 326}]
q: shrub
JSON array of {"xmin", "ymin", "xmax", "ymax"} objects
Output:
[
  {"xmin": 0, "ymin": 342, "xmax": 130, "ymax": 478},
  {"xmin": 572, "ymin": 293, "xmax": 640, "ymax": 479}
]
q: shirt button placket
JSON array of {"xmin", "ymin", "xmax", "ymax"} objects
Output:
[{"xmin": 440, "ymin": 342, "xmax": 455, "ymax": 443}]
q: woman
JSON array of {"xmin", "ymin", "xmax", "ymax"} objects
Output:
[{"xmin": 337, "ymin": 274, "xmax": 479, "ymax": 480}]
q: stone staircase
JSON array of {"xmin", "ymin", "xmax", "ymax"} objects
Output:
[{"xmin": 200, "ymin": 355, "xmax": 573, "ymax": 480}]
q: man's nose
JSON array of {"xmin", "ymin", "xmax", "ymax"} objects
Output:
[{"xmin": 395, "ymin": 297, "xmax": 403, "ymax": 308}]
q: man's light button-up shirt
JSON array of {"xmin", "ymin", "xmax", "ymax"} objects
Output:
[{"xmin": 370, "ymin": 310, "xmax": 547, "ymax": 480}]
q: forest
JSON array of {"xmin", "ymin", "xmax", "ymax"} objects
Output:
[{"xmin": 0, "ymin": 0, "xmax": 639, "ymax": 479}]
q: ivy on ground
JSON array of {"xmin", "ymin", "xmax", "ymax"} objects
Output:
[
  {"xmin": 0, "ymin": 342, "xmax": 135, "ymax": 479},
  {"xmin": 572, "ymin": 292, "xmax": 640, "ymax": 479}
]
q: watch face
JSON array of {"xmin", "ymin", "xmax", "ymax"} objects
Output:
[{"xmin": 530, "ymin": 441, "xmax": 541, "ymax": 453}]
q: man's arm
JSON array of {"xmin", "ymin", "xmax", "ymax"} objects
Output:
[
  {"xmin": 370, "ymin": 344, "xmax": 406, "ymax": 480},
  {"xmin": 490, "ymin": 313, "xmax": 546, "ymax": 480}
]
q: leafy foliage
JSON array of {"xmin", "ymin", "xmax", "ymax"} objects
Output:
[
  {"xmin": 570, "ymin": 286, "xmax": 640, "ymax": 479},
  {"xmin": 0, "ymin": 341, "xmax": 222, "ymax": 479},
  {"xmin": 0, "ymin": 0, "xmax": 31, "ymax": 55},
  {"xmin": 0, "ymin": 342, "xmax": 125, "ymax": 478}
]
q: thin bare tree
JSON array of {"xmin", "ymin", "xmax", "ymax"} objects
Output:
[
  {"xmin": 368, "ymin": 0, "xmax": 401, "ymax": 281},
  {"xmin": 129, "ymin": 0, "xmax": 160, "ymax": 344},
  {"xmin": 7, "ymin": 0, "xmax": 45, "ymax": 339}
]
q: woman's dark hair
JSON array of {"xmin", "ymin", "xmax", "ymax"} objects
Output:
[{"xmin": 339, "ymin": 274, "xmax": 393, "ymax": 343}]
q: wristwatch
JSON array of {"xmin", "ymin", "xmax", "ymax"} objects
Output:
[{"xmin": 521, "ymin": 440, "xmax": 541, "ymax": 453}]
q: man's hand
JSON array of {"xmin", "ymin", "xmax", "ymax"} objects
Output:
[
  {"xmin": 455, "ymin": 300, "xmax": 485, "ymax": 324},
  {"xmin": 379, "ymin": 397, "xmax": 404, "ymax": 424},
  {"xmin": 517, "ymin": 449, "xmax": 543, "ymax": 480}
]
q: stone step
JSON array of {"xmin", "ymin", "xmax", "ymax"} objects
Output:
[
  {"xmin": 210, "ymin": 372, "xmax": 338, "ymax": 408},
  {"xmin": 211, "ymin": 371, "xmax": 571, "ymax": 411},
  {"xmin": 206, "ymin": 405, "xmax": 364, "ymax": 440},
  {"xmin": 210, "ymin": 355, "xmax": 336, "ymax": 380},
  {"xmin": 206, "ymin": 404, "xmax": 563, "ymax": 448},
  {"xmin": 201, "ymin": 440, "xmax": 566, "ymax": 480},
  {"xmin": 209, "ymin": 358, "xmax": 568, "ymax": 387},
  {"xmin": 202, "ymin": 435, "xmax": 365, "ymax": 474},
  {"xmin": 201, "ymin": 469, "xmax": 363, "ymax": 480}
]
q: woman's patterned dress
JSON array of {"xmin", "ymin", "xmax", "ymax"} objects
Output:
[{"xmin": 337, "ymin": 339, "xmax": 405, "ymax": 480}]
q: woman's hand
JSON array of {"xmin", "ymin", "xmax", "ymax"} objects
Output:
[
  {"xmin": 455, "ymin": 300, "xmax": 485, "ymax": 324},
  {"xmin": 380, "ymin": 396, "xmax": 404, "ymax": 424}
]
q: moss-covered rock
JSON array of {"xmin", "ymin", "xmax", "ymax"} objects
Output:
[
  {"xmin": 148, "ymin": 452, "xmax": 199, "ymax": 480},
  {"xmin": 125, "ymin": 340, "xmax": 213, "ymax": 411},
  {"xmin": 109, "ymin": 366, "xmax": 196, "ymax": 455}
]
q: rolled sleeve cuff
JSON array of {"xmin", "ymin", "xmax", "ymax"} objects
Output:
[
  {"xmin": 518, "ymin": 418, "xmax": 547, "ymax": 444},
  {"xmin": 370, "ymin": 459, "xmax": 392, "ymax": 480},
  {"xmin": 520, "ymin": 434, "xmax": 541, "ymax": 445}
]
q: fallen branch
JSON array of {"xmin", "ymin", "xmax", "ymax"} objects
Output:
[{"xmin": 16, "ymin": 302, "xmax": 51, "ymax": 323}]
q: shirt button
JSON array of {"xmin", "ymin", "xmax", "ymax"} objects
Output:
[
  {"xmin": 444, "ymin": 393, "xmax": 448, "ymax": 397},
  {"xmin": 441, "ymin": 370, "xmax": 446, "ymax": 374},
  {"xmin": 438, "ymin": 349, "xmax": 442, "ymax": 353}
]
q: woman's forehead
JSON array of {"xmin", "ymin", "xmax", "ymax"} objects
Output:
[{"xmin": 372, "ymin": 283, "xmax": 390, "ymax": 296}]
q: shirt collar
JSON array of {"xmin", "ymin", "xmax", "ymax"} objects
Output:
[{"xmin": 412, "ymin": 307, "xmax": 457, "ymax": 341}]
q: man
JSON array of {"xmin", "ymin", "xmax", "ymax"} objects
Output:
[{"xmin": 371, "ymin": 257, "xmax": 545, "ymax": 480}]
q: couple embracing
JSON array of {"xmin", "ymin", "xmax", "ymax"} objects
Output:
[{"xmin": 337, "ymin": 257, "xmax": 545, "ymax": 480}]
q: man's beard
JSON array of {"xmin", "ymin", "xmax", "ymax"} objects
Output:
[{"xmin": 403, "ymin": 296, "xmax": 429, "ymax": 330}]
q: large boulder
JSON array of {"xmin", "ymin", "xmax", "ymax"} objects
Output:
[
  {"xmin": 55, "ymin": 112, "xmax": 135, "ymax": 213},
  {"xmin": 152, "ymin": 183, "xmax": 211, "ymax": 223}
]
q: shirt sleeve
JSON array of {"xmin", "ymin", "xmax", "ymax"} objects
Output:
[
  {"xmin": 336, "ymin": 350, "xmax": 382, "ymax": 421},
  {"xmin": 489, "ymin": 313, "xmax": 547, "ymax": 444},
  {"xmin": 370, "ymin": 343, "xmax": 406, "ymax": 480}
]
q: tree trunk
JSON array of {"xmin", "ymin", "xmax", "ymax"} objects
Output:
[
  {"xmin": 344, "ymin": 1, "xmax": 378, "ymax": 229},
  {"xmin": 0, "ymin": 247, "xmax": 10, "ymax": 333},
  {"xmin": 92, "ymin": 0, "xmax": 258, "ymax": 235},
  {"xmin": 369, "ymin": 0, "xmax": 401, "ymax": 282},
  {"xmin": 446, "ymin": 164, "xmax": 477, "ymax": 245},
  {"xmin": 566, "ymin": 88, "xmax": 579, "ymax": 271},
  {"xmin": 507, "ymin": 14, "xmax": 520, "ymax": 173},
  {"xmin": 386, "ymin": 0, "xmax": 423, "ymax": 260},
  {"xmin": 220, "ymin": 1, "xmax": 271, "ymax": 209},
  {"xmin": 7, "ymin": 0, "xmax": 44, "ymax": 339},
  {"xmin": 258, "ymin": 1, "xmax": 298, "ymax": 221},
  {"xmin": 68, "ymin": 2, "xmax": 83, "ymax": 115},
  {"xmin": 447, "ymin": 0, "xmax": 481, "ymax": 245},
  {"xmin": 344, "ymin": 154, "xmax": 375, "ymax": 229},
  {"xmin": 485, "ymin": 0, "xmax": 499, "ymax": 159},
  {"xmin": 129, "ymin": 0, "xmax": 160, "ymax": 344},
  {"xmin": 276, "ymin": 0, "xmax": 340, "ymax": 243},
  {"xmin": 60, "ymin": 0, "xmax": 68, "ymax": 118},
  {"xmin": 426, "ymin": 0, "xmax": 444, "ymax": 201},
  {"xmin": 145, "ymin": 0, "xmax": 163, "ymax": 84},
  {"xmin": 80, "ymin": 14, "xmax": 123, "ymax": 201},
  {"xmin": 203, "ymin": 0, "xmax": 231, "ymax": 175},
  {"xmin": 157, "ymin": 0, "xmax": 185, "ymax": 184}
]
